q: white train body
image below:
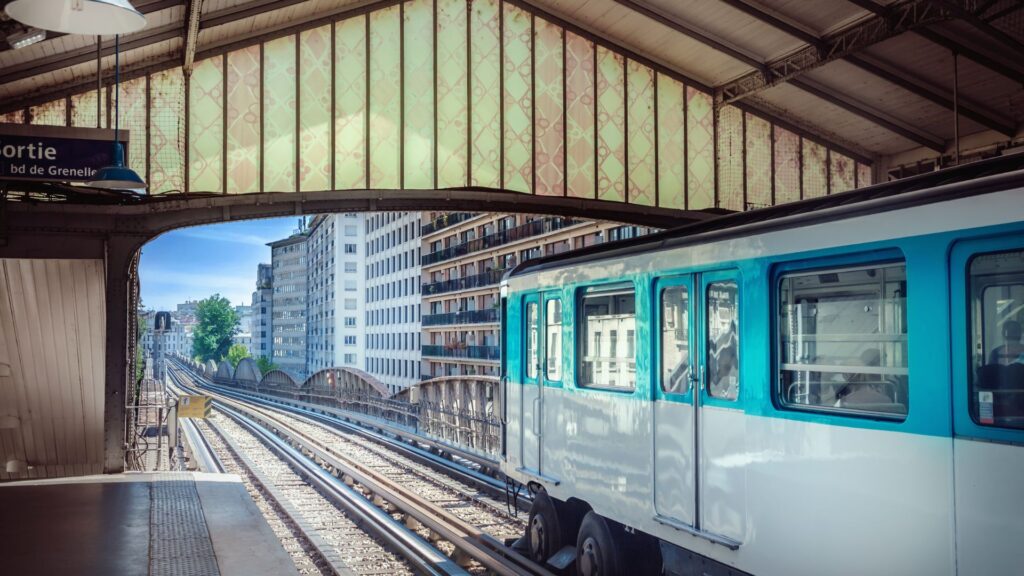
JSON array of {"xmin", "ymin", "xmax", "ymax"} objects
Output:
[{"xmin": 500, "ymin": 168, "xmax": 1024, "ymax": 575}]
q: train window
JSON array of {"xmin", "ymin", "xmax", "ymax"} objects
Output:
[
  {"xmin": 661, "ymin": 286, "xmax": 690, "ymax": 393},
  {"xmin": 706, "ymin": 281, "xmax": 740, "ymax": 400},
  {"xmin": 579, "ymin": 283, "xmax": 636, "ymax": 390},
  {"xmin": 968, "ymin": 249, "xmax": 1024, "ymax": 430},
  {"xmin": 526, "ymin": 301, "xmax": 539, "ymax": 380},
  {"xmin": 546, "ymin": 299, "xmax": 562, "ymax": 381},
  {"xmin": 778, "ymin": 263, "xmax": 908, "ymax": 418}
]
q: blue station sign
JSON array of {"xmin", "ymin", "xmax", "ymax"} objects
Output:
[{"xmin": 0, "ymin": 123, "xmax": 129, "ymax": 183}]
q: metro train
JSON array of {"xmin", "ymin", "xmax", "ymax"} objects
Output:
[{"xmin": 498, "ymin": 159, "xmax": 1024, "ymax": 576}]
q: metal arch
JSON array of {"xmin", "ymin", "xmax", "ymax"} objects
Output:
[
  {"xmin": 215, "ymin": 360, "xmax": 234, "ymax": 383},
  {"xmin": 413, "ymin": 376, "xmax": 501, "ymax": 455},
  {"xmin": 716, "ymin": 0, "xmax": 954, "ymax": 104},
  {"xmin": 233, "ymin": 357, "xmax": 261, "ymax": 385},
  {"xmin": 712, "ymin": 0, "xmax": 1015, "ymax": 137},
  {"xmin": 844, "ymin": 0, "xmax": 1024, "ymax": 83},
  {"xmin": 259, "ymin": 369, "xmax": 301, "ymax": 396},
  {"xmin": 203, "ymin": 359, "xmax": 217, "ymax": 378}
]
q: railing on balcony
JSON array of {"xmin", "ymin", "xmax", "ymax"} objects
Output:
[
  {"xmin": 422, "ymin": 344, "xmax": 501, "ymax": 361},
  {"xmin": 422, "ymin": 308, "xmax": 500, "ymax": 326},
  {"xmin": 421, "ymin": 212, "xmax": 478, "ymax": 236},
  {"xmin": 422, "ymin": 268, "xmax": 506, "ymax": 296},
  {"xmin": 421, "ymin": 217, "xmax": 581, "ymax": 266}
]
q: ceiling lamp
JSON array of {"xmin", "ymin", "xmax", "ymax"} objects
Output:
[
  {"xmin": 5, "ymin": 0, "xmax": 146, "ymax": 35},
  {"xmin": 6, "ymin": 27, "xmax": 46, "ymax": 49},
  {"xmin": 86, "ymin": 34, "xmax": 146, "ymax": 192}
]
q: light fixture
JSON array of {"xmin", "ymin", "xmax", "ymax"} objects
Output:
[
  {"xmin": 5, "ymin": 0, "xmax": 146, "ymax": 35},
  {"xmin": 86, "ymin": 34, "xmax": 147, "ymax": 192},
  {"xmin": 6, "ymin": 27, "xmax": 46, "ymax": 50}
]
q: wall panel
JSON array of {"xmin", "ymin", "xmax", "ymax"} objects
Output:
[
  {"xmin": 189, "ymin": 56, "xmax": 224, "ymax": 193},
  {"xmin": 404, "ymin": 0, "xmax": 435, "ymax": 188},
  {"xmin": 596, "ymin": 46, "xmax": 625, "ymax": 202},
  {"xmin": 436, "ymin": 0, "xmax": 468, "ymax": 188},
  {"xmin": 802, "ymin": 138, "xmax": 827, "ymax": 198},
  {"xmin": 627, "ymin": 60, "xmax": 655, "ymax": 206},
  {"xmin": 70, "ymin": 90, "xmax": 105, "ymax": 129},
  {"xmin": 369, "ymin": 6, "xmax": 401, "ymax": 189},
  {"xmin": 534, "ymin": 17, "xmax": 564, "ymax": 197},
  {"xmin": 656, "ymin": 73, "xmax": 685, "ymax": 209},
  {"xmin": 299, "ymin": 25, "xmax": 332, "ymax": 192},
  {"xmin": 502, "ymin": 3, "xmax": 532, "ymax": 193},
  {"xmin": 227, "ymin": 45, "xmax": 261, "ymax": 193},
  {"xmin": 774, "ymin": 126, "xmax": 801, "ymax": 204},
  {"xmin": 334, "ymin": 16, "xmax": 366, "ymax": 189},
  {"xmin": 263, "ymin": 35, "xmax": 297, "ymax": 192},
  {"xmin": 149, "ymin": 68, "xmax": 185, "ymax": 194},
  {"xmin": 565, "ymin": 32, "xmax": 595, "ymax": 199},
  {"xmin": 830, "ymin": 152, "xmax": 855, "ymax": 194},
  {"xmin": 745, "ymin": 112, "xmax": 771, "ymax": 208},
  {"xmin": 686, "ymin": 87, "xmax": 714, "ymax": 210},
  {"xmin": 29, "ymin": 99, "xmax": 66, "ymax": 126}
]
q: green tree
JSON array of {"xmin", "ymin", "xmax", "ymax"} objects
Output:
[
  {"xmin": 191, "ymin": 295, "xmax": 239, "ymax": 362},
  {"xmin": 256, "ymin": 355, "xmax": 277, "ymax": 375},
  {"xmin": 226, "ymin": 344, "xmax": 251, "ymax": 368}
]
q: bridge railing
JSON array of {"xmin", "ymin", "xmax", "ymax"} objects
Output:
[{"xmin": 171, "ymin": 354, "xmax": 500, "ymax": 458}]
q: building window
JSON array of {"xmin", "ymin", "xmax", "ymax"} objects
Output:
[
  {"xmin": 344, "ymin": 353, "xmax": 356, "ymax": 364},
  {"xmin": 344, "ymin": 299, "xmax": 357, "ymax": 310},
  {"xmin": 546, "ymin": 299, "xmax": 562, "ymax": 381},
  {"xmin": 344, "ymin": 335, "xmax": 356, "ymax": 345},
  {"xmin": 578, "ymin": 284, "xmax": 635, "ymax": 390},
  {"xmin": 345, "ymin": 244, "xmax": 357, "ymax": 254},
  {"xmin": 345, "ymin": 262, "xmax": 357, "ymax": 273},
  {"xmin": 779, "ymin": 262, "xmax": 907, "ymax": 417},
  {"xmin": 344, "ymin": 225, "xmax": 357, "ymax": 236},
  {"xmin": 345, "ymin": 316, "xmax": 356, "ymax": 327}
]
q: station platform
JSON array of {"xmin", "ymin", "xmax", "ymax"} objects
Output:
[{"xmin": 0, "ymin": 471, "xmax": 298, "ymax": 576}]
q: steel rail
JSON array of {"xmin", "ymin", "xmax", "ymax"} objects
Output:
[
  {"xmin": 167, "ymin": 371, "xmax": 462, "ymax": 576},
  {"xmin": 178, "ymin": 415, "xmax": 225, "ymax": 473},
  {"xmin": 171, "ymin": 366, "xmax": 551, "ymax": 576},
  {"xmin": 181, "ymin": 364, "xmax": 534, "ymax": 515}
]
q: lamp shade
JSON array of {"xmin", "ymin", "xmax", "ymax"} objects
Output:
[
  {"xmin": 86, "ymin": 142, "xmax": 147, "ymax": 192},
  {"xmin": 5, "ymin": 0, "xmax": 146, "ymax": 35}
]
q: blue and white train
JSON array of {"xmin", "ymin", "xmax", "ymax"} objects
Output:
[{"xmin": 499, "ymin": 158, "xmax": 1024, "ymax": 576}]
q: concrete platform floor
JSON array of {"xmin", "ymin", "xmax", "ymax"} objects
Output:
[{"xmin": 0, "ymin": 471, "xmax": 298, "ymax": 576}]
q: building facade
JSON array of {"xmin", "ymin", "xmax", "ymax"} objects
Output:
[
  {"xmin": 269, "ymin": 230, "xmax": 309, "ymax": 379},
  {"xmin": 251, "ymin": 263, "xmax": 273, "ymax": 362},
  {"xmin": 365, "ymin": 212, "xmax": 422, "ymax": 394},
  {"xmin": 419, "ymin": 212, "xmax": 653, "ymax": 379},
  {"xmin": 306, "ymin": 213, "xmax": 367, "ymax": 374}
]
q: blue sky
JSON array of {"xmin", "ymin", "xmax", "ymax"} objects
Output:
[{"xmin": 139, "ymin": 217, "xmax": 302, "ymax": 311}]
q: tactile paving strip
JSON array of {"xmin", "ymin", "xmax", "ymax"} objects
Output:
[{"xmin": 149, "ymin": 475, "xmax": 221, "ymax": 576}]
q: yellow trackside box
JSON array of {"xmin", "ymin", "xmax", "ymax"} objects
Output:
[{"xmin": 177, "ymin": 395, "xmax": 211, "ymax": 419}]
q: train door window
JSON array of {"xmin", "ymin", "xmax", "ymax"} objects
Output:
[
  {"xmin": 706, "ymin": 281, "xmax": 739, "ymax": 400},
  {"xmin": 545, "ymin": 299, "xmax": 562, "ymax": 381},
  {"xmin": 661, "ymin": 285, "xmax": 690, "ymax": 394},
  {"xmin": 578, "ymin": 283, "xmax": 636, "ymax": 390},
  {"xmin": 968, "ymin": 249, "xmax": 1024, "ymax": 430},
  {"xmin": 778, "ymin": 262, "xmax": 908, "ymax": 418},
  {"xmin": 526, "ymin": 301, "xmax": 539, "ymax": 380}
]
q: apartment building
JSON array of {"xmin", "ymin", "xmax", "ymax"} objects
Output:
[
  {"xmin": 269, "ymin": 230, "xmax": 309, "ymax": 379},
  {"xmin": 250, "ymin": 263, "xmax": 273, "ymax": 361},
  {"xmin": 306, "ymin": 213, "xmax": 367, "ymax": 374},
  {"xmin": 419, "ymin": 212, "xmax": 653, "ymax": 379},
  {"xmin": 364, "ymin": 212, "xmax": 422, "ymax": 394}
]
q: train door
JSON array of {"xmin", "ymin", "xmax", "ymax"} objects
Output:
[
  {"xmin": 653, "ymin": 275, "xmax": 696, "ymax": 525},
  {"xmin": 653, "ymin": 272, "xmax": 743, "ymax": 548},
  {"xmin": 521, "ymin": 294, "xmax": 542, "ymax": 473},
  {"xmin": 950, "ymin": 239, "xmax": 1024, "ymax": 575}
]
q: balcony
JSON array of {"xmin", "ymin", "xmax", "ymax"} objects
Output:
[
  {"xmin": 422, "ymin": 268, "xmax": 506, "ymax": 296},
  {"xmin": 422, "ymin": 344, "xmax": 500, "ymax": 361},
  {"xmin": 422, "ymin": 308, "xmax": 499, "ymax": 326},
  {"xmin": 421, "ymin": 212, "xmax": 477, "ymax": 236},
  {"xmin": 421, "ymin": 217, "xmax": 581, "ymax": 266}
]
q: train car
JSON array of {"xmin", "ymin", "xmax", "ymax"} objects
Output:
[{"xmin": 499, "ymin": 158, "xmax": 1024, "ymax": 576}]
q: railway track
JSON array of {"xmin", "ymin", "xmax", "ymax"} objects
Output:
[{"xmin": 169, "ymin": 366, "xmax": 551, "ymax": 576}]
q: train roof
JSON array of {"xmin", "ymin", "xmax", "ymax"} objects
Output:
[{"xmin": 506, "ymin": 154, "xmax": 1024, "ymax": 279}]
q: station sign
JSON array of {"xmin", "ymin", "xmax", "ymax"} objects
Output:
[
  {"xmin": 177, "ymin": 395, "xmax": 212, "ymax": 419},
  {"xmin": 0, "ymin": 123, "xmax": 129, "ymax": 183}
]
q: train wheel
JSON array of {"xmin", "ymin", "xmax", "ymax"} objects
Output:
[
  {"xmin": 576, "ymin": 512, "xmax": 623, "ymax": 576},
  {"xmin": 527, "ymin": 491, "xmax": 564, "ymax": 565}
]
